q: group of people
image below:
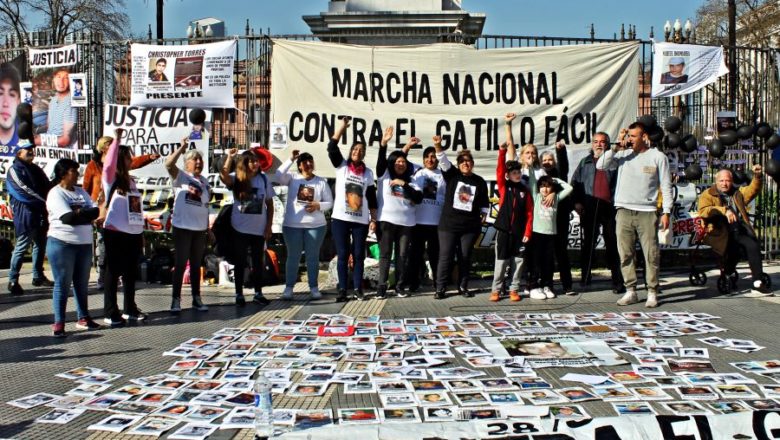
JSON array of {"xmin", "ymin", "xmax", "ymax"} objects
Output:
[{"xmin": 5, "ymin": 113, "xmax": 773, "ymax": 337}]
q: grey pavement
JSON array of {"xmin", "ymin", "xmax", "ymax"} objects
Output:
[{"xmin": 0, "ymin": 261, "xmax": 778, "ymax": 439}]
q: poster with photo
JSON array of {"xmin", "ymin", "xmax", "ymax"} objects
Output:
[
  {"xmin": 651, "ymin": 41, "xmax": 729, "ymax": 98},
  {"xmin": 68, "ymin": 73, "xmax": 87, "ymax": 108},
  {"xmin": 452, "ymin": 182, "xmax": 475, "ymax": 212},
  {"xmin": 28, "ymin": 44, "xmax": 80, "ymax": 148},
  {"xmin": 130, "ymin": 40, "xmax": 236, "ymax": 108},
  {"xmin": 270, "ymin": 122, "xmax": 288, "ymax": 149}
]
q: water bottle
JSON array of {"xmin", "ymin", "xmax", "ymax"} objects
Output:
[{"xmin": 254, "ymin": 373, "xmax": 273, "ymax": 439}]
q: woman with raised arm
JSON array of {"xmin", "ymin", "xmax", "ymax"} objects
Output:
[
  {"xmin": 276, "ymin": 149, "xmax": 333, "ymax": 300},
  {"xmin": 219, "ymin": 148, "xmax": 274, "ymax": 307},
  {"xmin": 375, "ymin": 132, "xmax": 423, "ymax": 299},
  {"xmin": 165, "ymin": 138, "xmax": 210, "ymax": 314},
  {"xmin": 433, "ymin": 136, "xmax": 490, "ymax": 300},
  {"xmin": 99, "ymin": 129, "xmax": 146, "ymax": 327},
  {"xmin": 327, "ymin": 117, "xmax": 378, "ymax": 302}
]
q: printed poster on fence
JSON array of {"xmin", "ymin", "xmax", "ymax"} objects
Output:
[
  {"xmin": 29, "ymin": 44, "xmax": 80, "ymax": 149},
  {"xmin": 0, "ymin": 54, "xmax": 27, "ymax": 155},
  {"xmin": 102, "ymin": 104, "xmax": 211, "ymax": 178},
  {"xmin": 270, "ymin": 39, "xmax": 638, "ymax": 178},
  {"xmin": 129, "ymin": 40, "xmax": 236, "ymax": 108},
  {"xmin": 651, "ymin": 41, "xmax": 729, "ymax": 98}
]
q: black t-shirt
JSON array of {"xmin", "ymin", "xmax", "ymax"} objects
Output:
[{"xmin": 439, "ymin": 167, "xmax": 489, "ymax": 233}]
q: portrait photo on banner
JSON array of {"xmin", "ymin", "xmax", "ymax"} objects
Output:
[{"xmin": 29, "ymin": 44, "xmax": 80, "ymax": 149}]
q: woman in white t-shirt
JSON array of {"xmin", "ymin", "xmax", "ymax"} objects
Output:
[
  {"xmin": 276, "ymin": 150, "xmax": 333, "ymax": 300},
  {"xmin": 219, "ymin": 148, "xmax": 275, "ymax": 306},
  {"xmin": 46, "ymin": 159, "xmax": 100, "ymax": 337},
  {"xmin": 165, "ymin": 138, "xmax": 210, "ymax": 314},
  {"xmin": 99, "ymin": 129, "xmax": 146, "ymax": 327}
]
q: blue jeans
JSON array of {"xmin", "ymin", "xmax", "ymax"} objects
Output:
[
  {"xmin": 9, "ymin": 227, "xmax": 47, "ymax": 283},
  {"xmin": 47, "ymin": 237, "xmax": 92, "ymax": 323},
  {"xmin": 283, "ymin": 225, "xmax": 326, "ymax": 288},
  {"xmin": 331, "ymin": 218, "xmax": 368, "ymax": 291}
]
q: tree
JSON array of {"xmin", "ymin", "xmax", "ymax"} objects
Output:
[
  {"xmin": 694, "ymin": 0, "xmax": 779, "ymax": 47},
  {"xmin": 0, "ymin": 0, "xmax": 130, "ymax": 46}
]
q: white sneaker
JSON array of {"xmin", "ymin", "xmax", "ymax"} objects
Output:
[
  {"xmin": 530, "ymin": 288, "xmax": 547, "ymax": 300},
  {"xmin": 281, "ymin": 287, "xmax": 294, "ymax": 300},
  {"xmin": 543, "ymin": 287, "xmax": 555, "ymax": 299},
  {"xmin": 310, "ymin": 287, "xmax": 322, "ymax": 300},
  {"xmin": 523, "ymin": 288, "xmax": 531, "ymax": 297},
  {"xmin": 747, "ymin": 280, "xmax": 773, "ymax": 297},
  {"xmin": 617, "ymin": 288, "xmax": 639, "ymax": 306}
]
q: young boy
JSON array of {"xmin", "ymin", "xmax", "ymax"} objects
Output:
[
  {"xmin": 490, "ymin": 141, "xmax": 533, "ymax": 302},
  {"xmin": 529, "ymin": 175, "xmax": 573, "ymax": 300}
]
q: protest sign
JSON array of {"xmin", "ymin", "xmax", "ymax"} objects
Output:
[
  {"xmin": 130, "ymin": 40, "xmax": 236, "ymax": 108},
  {"xmin": 102, "ymin": 104, "xmax": 211, "ymax": 178},
  {"xmin": 651, "ymin": 41, "xmax": 729, "ymax": 98},
  {"xmin": 270, "ymin": 39, "xmax": 639, "ymax": 178},
  {"xmin": 29, "ymin": 44, "xmax": 80, "ymax": 149}
]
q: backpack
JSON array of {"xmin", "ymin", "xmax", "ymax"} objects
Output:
[
  {"xmin": 262, "ymin": 249, "xmax": 280, "ymax": 285},
  {"xmin": 212, "ymin": 203, "xmax": 235, "ymax": 263}
]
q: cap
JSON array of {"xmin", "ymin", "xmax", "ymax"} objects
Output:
[
  {"xmin": 668, "ymin": 57, "xmax": 685, "ymax": 65},
  {"xmin": 250, "ymin": 146, "xmax": 274, "ymax": 172},
  {"xmin": 14, "ymin": 140, "xmax": 34, "ymax": 154}
]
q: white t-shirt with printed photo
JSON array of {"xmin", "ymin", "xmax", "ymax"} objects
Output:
[
  {"xmin": 47, "ymin": 186, "xmax": 94, "ymax": 245},
  {"xmin": 377, "ymin": 173, "xmax": 420, "ymax": 227},
  {"xmin": 171, "ymin": 170, "xmax": 210, "ymax": 231},
  {"xmin": 331, "ymin": 163, "xmax": 375, "ymax": 225},
  {"xmin": 230, "ymin": 172, "xmax": 275, "ymax": 236},
  {"xmin": 411, "ymin": 167, "xmax": 446, "ymax": 226}
]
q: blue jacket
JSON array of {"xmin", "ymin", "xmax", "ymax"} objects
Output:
[
  {"xmin": 6, "ymin": 158, "xmax": 50, "ymax": 235},
  {"xmin": 570, "ymin": 152, "xmax": 617, "ymax": 206}
]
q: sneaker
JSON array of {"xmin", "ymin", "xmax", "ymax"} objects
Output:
[
  {"xmin": 122, "ymin": 309, "xmax": 148, "ymax": 321},
  {"xmin": 32, "ymin": 276, "xmax": 54, "ymax": 287},
  {"xmin": 253, "ymin": 293, "xmax": 270, "ymax": 305},
  {"xmin": 281, "ymin": 287, "xmax": 294, "ymax": 300},
  {"xmin": 645, "ymin": 289, "xmax": 658, "ymax": 308},
  {"xmin": 7, "ymin": 281, "xmax": 23, "ymax": 296},
  {"xmin": 192, "ymin": 296, "xmax": 208, "ymax": 312},
  {"xmin": 565, "ymin": 288, "xmax": 577, "ymax": 296},
  {"xmin": 509, "ymin": 291, "xmax": 521, "ymax": 302},
  {"xmin": 75, "ymin": 318, "xmax": 101, "ymax": 330},
  {"xmin": 523, "ymin": 288, "xmax": 531, "ymax": 297},
  {"xmin": 529, "ymin": 288, "xmax": 546, "ymax": 300},
  {"xmin": 310, "ymin": 287, "xmax": 322, "ymax": 300},
  {"xmin": 435, "ymin": 290, "xmax": 447, "ymax": 300},
  {"xmin": 336, "ymin": 289, "xmax": 348, "ymax": 303},
  {"xmin": 458, "ymin": 286, "xmax": 473, "ymax": 298},
  {"xmin": 103, "ymin": 316, "xmax": 126, "ymax": 327},
  {"xmin": 617, "ymin": 288, "xmax": 639, "ymax": 306},
  {"xmin": 543, "ymin": 287, "xmax": 556, "ymax": 299},
  {"xmin": 170, "ymin": 298, "xmax": 182, "ymax": 314},
  {"xmin": 236, "ymin": 294, "xmax": 246, "ymax": 306},
  {"xmin": 489, "ymin": 291, "xmax": 501, "ymax": 302},
  {"xmin": 354, "ymin": 289, "xmax": 366, "ymax": 301},
  {"xmin": 395, "ymin": 286, "xmax": 410, "ymax": 298},
  {"xmin": 52, "ymin": 322, "xmax": 66, "ymax": 338},
  {"xmin": 747, "ymin": 281, "xmax": 773, "ymax": 297}
]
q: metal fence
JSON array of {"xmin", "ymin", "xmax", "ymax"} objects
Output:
[{"xmin": 0, "ymin": 31, "xmax": 778, "ymax": 256}]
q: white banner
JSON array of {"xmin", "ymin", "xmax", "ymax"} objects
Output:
[
  {"xmin": 130, "ymin": 40, "xmax": 236, "ymax": 108},
  {"xmin": 651, "ymin": 41, "xmax": 729, "ymax": 98},
  {"xmin": 102, "ymin": 104, "xmax": 211, "ymax": 178},
  {"xmin": 270, "ymin": 39, "xmax": 639, "ymax": 178}
]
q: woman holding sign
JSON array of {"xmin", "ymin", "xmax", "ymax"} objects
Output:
[
  {"xmin": 98, "ymin": 129, "xmax": 146, "ymax": 327},
  {"xmin": 219, "ymin": 148, "xmax": 274, "ymax": 307},
  {"xmin": 275, "ymin": 150, "xmax": 333, "ymax": 300},
  {"xmin": 165, "ymin": 138, "xmax": 210, "ymax": 314},
  {"xmin": 328, "ymin": 117, "xmax": 378, "ymax": 302}
]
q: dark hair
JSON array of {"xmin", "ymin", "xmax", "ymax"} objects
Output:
[
  {"xmin": 52, "ymin": 158, "xmax": 79, "ymax": 185},
  {"xmin": 423, "ymin": 146, "xmax": 436, "ymax": 158},
  {"xmin": 456, "ymin": 150, "xmax": 474, "ymax": 164},
  {"xmin": 0, "ymin": 62, "xmax": 20, "ymax": 94},
  {"xmin": 156, "ymin": 58, "xmax": 167, "ymax": 66},
  {"xmin": 537, "ymin": 175, "xmax": 556, "ymax": 190},
  {"xmin": 387, "ymin": 150, "xmax": 411, "ymax": 180},
  {"xmin": 234, "ymin": 150, "xmax": 259, "ymax": 200},
  {"xmin": 114, "ymin": 146, "xmax": 133, "ymax": 194},
  {"xmin": 628, "ymin": 122, "xmax": 646, "ymax": 133},
  {"xmin": 296, "ymin": 152, "xmax": 314, "ymax": 172},
  {"xmin": 505, "ymin": 160, "xmax": 522, "ymax": 174},
  {"xmin": 348, "ymin": 143, "xmax": 365, "ymax": 164}
]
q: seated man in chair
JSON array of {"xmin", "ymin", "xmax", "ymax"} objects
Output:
[{"xmin": 697, "ymin": 165, "xmax": 772, "ymax": 297}]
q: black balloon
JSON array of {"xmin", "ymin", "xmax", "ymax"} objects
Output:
[
  {"xmin": 638, "ymin": 114, "xmax": 657, "ymax": 129},
  {"xmin": 665, "ymin": 133, "xmax": 681, "ymax": 149},
  {"xmin": 16, "ymin": 103, "xmax": 32, "ymax": 122},
  {"xmin": 189, "ymin": 108, "xmax": 206, "ymax": 125},
  {"xmin": 684, "ymin": 164, "xmax": 703, "ymax": 180},
  {"xmin": 766, "ymin": 133, "xmax": 780, "ymax": 150},
  {"xmin": 756, "ymin": 122, "xmax": 773, "ymax": 140},
  {"xmin": 765, "ymin": 159, "xmax": 780, "ymax": 178},
  {"xmin": 17, "ymin": 121, "xmax": 31, "ymax": 140},
  {"xmin": 736, "ymin": 125, "xmax": 754, "ymax": 140},
  {"xmin": 719, "ymin": 129, "xmax": 738, "ymax": 145},
  {"xmin": 648, "ymin": 125, "xmax": 664, "ymax": 144},
  {"xmin": 664, "ymin": 116, "xmax": 682, "ymax": 133},
  {"xmin": 708, "ymin": 139, "xmax": 726, "ymax": 158},
  {"xmin": 681, "ymin": 134, "xmax": 697, "ymax": 152},
  {"xmin": 732, "ymin": 169, "xmax": 748, "ymax": 185}
]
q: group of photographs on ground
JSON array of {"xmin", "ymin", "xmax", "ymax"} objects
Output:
[{"xmin": 6, "ymin": 311, "xmax": 780, "ymax": 438}]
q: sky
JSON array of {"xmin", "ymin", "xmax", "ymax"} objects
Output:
[{"xmin": 127, "ymin": 0, "xmax": 703, "ymax": 41}]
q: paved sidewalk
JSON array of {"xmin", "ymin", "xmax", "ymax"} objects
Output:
[{"xmin": 0, "ymin": 262, "xmax": 778, "ymax": 439}]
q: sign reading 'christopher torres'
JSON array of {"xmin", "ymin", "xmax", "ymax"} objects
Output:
[{"xmin": 270, "ymin": 39, "xmax": 639, "ymax": 178}]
